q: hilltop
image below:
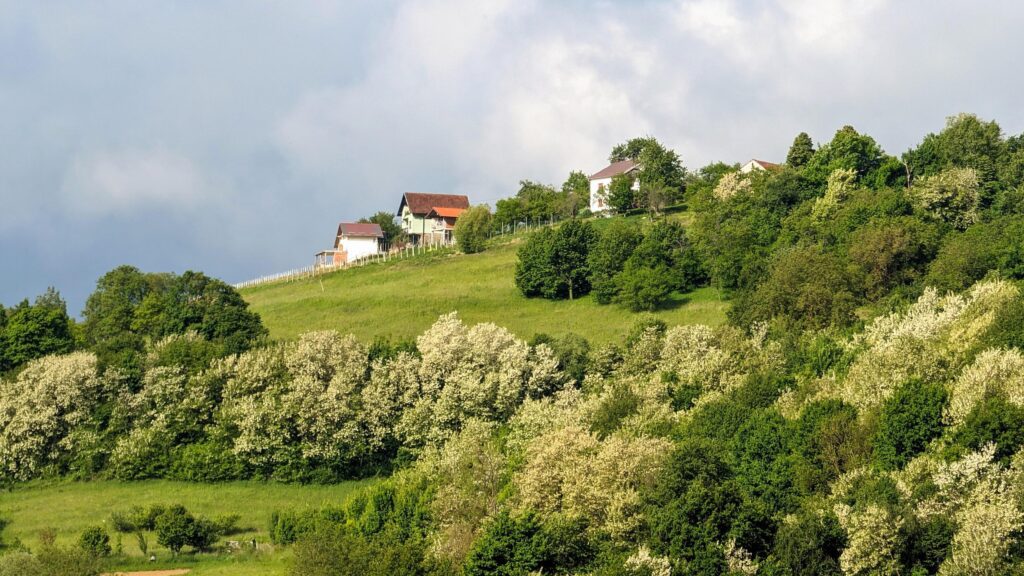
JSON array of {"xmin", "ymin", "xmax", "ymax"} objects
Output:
[{"xmin": 240, "ymin": 217, "xmax": 728, "ymax": 345}]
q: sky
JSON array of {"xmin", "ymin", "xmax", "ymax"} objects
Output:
[{"xmin": 2, "ymin": 0, "xmax": 1023, "ymax": 315}]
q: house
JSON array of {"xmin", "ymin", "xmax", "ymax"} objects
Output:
[
  {"xmin": 740, "ymin": 159, "xmax": 782, "ymax": 173},
  {"xmin": 589, "ymin": 159, "xmax": 640, "ymax": 212},
  {"xmin": 315, "ymin": 222, "xmax": 383, "ymax": 267},
  {"xmin": 397, "ymin": 192, "xmax": 470, "ymax": 244}
]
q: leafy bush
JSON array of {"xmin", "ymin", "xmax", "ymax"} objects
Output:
[
  {"xmin": 454, "ymin": 205, "xmax": 493, "ymax": 254},
  {"xmin": 77, "ymin": 526, "xmax": 111, "ymax": 558}
]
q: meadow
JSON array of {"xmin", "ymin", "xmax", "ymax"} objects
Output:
[
  {"xmin": 241, "ymin": 216, "xmax": 728, "ymax": 345},
  {"xmin": 0, "ymin": 479, "xmax": 374, "ymax": 575}
]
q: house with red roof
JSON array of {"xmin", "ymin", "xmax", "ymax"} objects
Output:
[
  {"xmin": 397, "ymin": 192, "xmax": 470, "ymax": 244},
  {"xmin": 740, "ymin": 159, "xmax": 782, "ymax": 173},
  {"xmin": 315, "ymin": 222, "xmax": 384, "ymax": 266},
  {"xmin": 589, "ymin": 159, "xmax": 640, "ymax": 213}
]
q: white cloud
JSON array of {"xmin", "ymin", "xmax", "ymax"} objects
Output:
[{"xmin": 60, "ymin": 148, "xmax": 213, "ymax": 217}]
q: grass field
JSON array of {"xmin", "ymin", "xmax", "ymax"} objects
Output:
[
  {"xmin": 241, "ymin": 218, "xmax": 729, "ymax": 345},
  {"xmin": 0, "ymin": 479, "xmax": 374, "ymax": 575}
]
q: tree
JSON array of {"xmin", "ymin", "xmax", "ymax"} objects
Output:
[
  {"xmin": 611, "ymin": 136, "xmax": 686, "ymax": 192},
  {"xmin": 0, "ymin": 289, "xmax": 75, "ymax": 371},
  {"xmin": 607, "ymin": 173, "xmax": 637, "ymax": 213},
  {"xmin": 514, "ymin": 220, "xmax": 597, "ymax": 300},
  {"xmin": 786, "ymin": 132, "xmax": 815, "ymax": 168},
  {"xmin": 734, "ymin": 245, "xmax": 857, "ymax": 330},
  {"xmin": 804, "ymin": 125, "xmax": 886, "ymax": 184},
  {"xmin": 551, "ymin": 219, "xmax": 598, "ymax": 300},
  {"xmin": 614, "ymin": 266, "xmax": 673, "ymax": 312},
  {"xmin": 454, "ymin": 205, "xmax": 492, "ymax": 254},
  {"xmin": 588, "ymin": 221, "xmax": 643, "ymax": 304},
  {"xmin": 911, "ymin": 167, "xmax": 981, "ymax": 230},
  {"xmin": 561, "ymin": 170, "xmax": 590, "ymax": 215},
  {"xmin": 359, "ymin": 212, "xmax": 405, "ymax": 245},
  {"xmin": 155, "ymin": 505, "xmax": 193, "ymax": 555},
  {"xmin": 82, "ymin": 265, "xmax": 154, "ymax": 346},
  {"xmin": 904, "ymin": 113, "xmax": 1005, "ymax": 186},
  {"xmin": 871, "ymin": 379, "xmax": 947, "ymax": 470}
]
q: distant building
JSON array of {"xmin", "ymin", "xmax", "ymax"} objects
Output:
[
  {"xmin": 315, "ymin": 222, "xmax": 383, "ymax": 267},
  {"xmin": 397, "ymin": 193, "xmax": 469, "ymax": 244},
  {"xmin": 589, "ymin": 159, "xmax": 639, "ymax": 212},
  {"xmin": 740, "ymin": 159, "xmax": 782, "ymax": 173}
]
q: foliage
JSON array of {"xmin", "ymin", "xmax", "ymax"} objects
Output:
[
  {"xmin": 872, "ymin": 379, "xmax": 947, "ymax": 470},
  {"xmin": 588, "ymin": 221, "xmax": 643, "ymax": 304},
  {"xmin": 786, "ymin": 132, "xmax": 815, "ymax": 168},
  {"xmin": 515, "ymin": 220, "xmax": 598, "ymax": 300},
  {"xmin": 911, "ymin": 167, "xmax": 981, "ymax": 230},
  {"xmin": 454, "ymin": 204, "xmax": 492, "ymax": 254},
  {"xmin": 607, "ymin": 173, "xmax": 638, "ymax": 213},
  {"xmin": 359, "ymin": 211, "xmax": 406, "ymax": 245},
  {"xmin": 610, "ymin": 136, "xmax": 687, "ymax": 192},
  {"xmin": 0, "ymin": 288, "xmax": 75, "ymax": 372},
  {"xmin": 77, "ymin": 526, "xmax": 111, "ymax": 557}
]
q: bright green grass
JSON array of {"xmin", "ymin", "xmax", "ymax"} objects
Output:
[
  {"xmin": 242, "ymin": 223, "xmax": 729, "ymax": 345},
  {"xmin": 0, "ymin": 479, "xmax": 373, "ymax": 575}
]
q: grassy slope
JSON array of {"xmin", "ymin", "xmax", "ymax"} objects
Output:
[
  {"xmin": 242, "ymin": 216, "xmax": 729, "ymax": 344},
  {"xmin": 1, "ymin": 479, "xmax": 373, "ymax": 575}
]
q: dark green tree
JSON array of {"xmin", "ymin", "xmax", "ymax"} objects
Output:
[
  {"xmin": 607, "ymin": 173, "xmax": 637, "ymax": 213},
  {"xmin": 551, "ymin": 219, "xmax": 598, "ymax": 300},
  {"xmin": 359, "ymin": 212, "xmax": 405, "ymax": 245},
  {"xmin": 872, "ymin": 379, "xmax": 948, "ymax": 470},
  {"xmin": 786, "ymin": 132, "xmax": 815, "ymax": 168},
  {"xmin": 587, "ymin": 221, "xmax": 643, "ymax": 304},
  {"xmin": 0, "ymin": 289, "xmax": 75, "ymax": 371},
  {"xmin": 804, "ymin": 125, "xmax": 886, "ymax": 184},
  {"xmin": 610, "ymin": 136, "xmax": 686, "ymax": 192}
]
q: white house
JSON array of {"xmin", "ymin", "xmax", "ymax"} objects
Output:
[
  {"xmin": 315, "ymin": 222, "xmax": 383, "ymax": 267},
  {"xmin": 588, "ymin": 159, "xmax": 640, "ymax": 212},
  {"xmin": 740, "ymin": 159, "xmax": 782, "ymax": 174}
]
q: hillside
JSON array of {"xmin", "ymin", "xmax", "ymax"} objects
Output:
[{"xmin": 240, "ymin": 224, "xmax": 728, "ymax": 345}]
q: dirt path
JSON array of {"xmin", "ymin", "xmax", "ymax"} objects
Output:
[{"xmin": 101, "ymin": 565, "xmax": 190, "ymax": 569}]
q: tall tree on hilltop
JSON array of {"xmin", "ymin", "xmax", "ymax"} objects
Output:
[
  {"xmin": 610, "ymin": 136, "xmax": 686, "ymax": 193},
  {"xmin": 786, "ymin": 132, "xmax": 815, "ymax": 168}
]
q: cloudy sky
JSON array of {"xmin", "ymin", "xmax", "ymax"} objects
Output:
[{"xmin": 2, "ymin": 0, "xmax": 1022, "ymax": 314}]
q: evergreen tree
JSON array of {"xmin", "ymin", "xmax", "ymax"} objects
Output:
[{"xmin": 786, "ymin": 132, "xmax": 815, "ymax": 167}]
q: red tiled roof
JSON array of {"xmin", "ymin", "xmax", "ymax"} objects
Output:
[
  {"xmin": 337, "ymin": 222, "xmax": 384, "ymax": 238},
  {"xmin": 752, "ymin": 159, "xmax": 781, "ymax": 170},
  {"xmin": 429, "ymin": 206, "xmax": 466, "ymax": 218},
  {"xmin": 589, "ymin": 159, "xmax": 638, "ymax": 180},
  {"xmin": 398, "ymin": 193, "xmax": 470, "ymax": 216}
]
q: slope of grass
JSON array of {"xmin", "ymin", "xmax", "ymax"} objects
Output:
[
  {"xmin": 0, "ymin": 479, "xmax": 373, "ymax": 575},
  {"xmin": 242, "ymin": 225, "xmax": 728, "ymax": 345}
]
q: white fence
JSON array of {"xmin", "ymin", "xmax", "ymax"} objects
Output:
[{"xmin": 234, "ymin": 238, "xmax": 456, "ymax": 290}]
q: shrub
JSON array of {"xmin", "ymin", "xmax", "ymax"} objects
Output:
[
  {"xmin": 454, "ymin": 205, "xmax": 493, "ymax": 254},
  {"xmin": 614, "ymin": 266, "xmax": 673, "ymax": 312},
  {"xmin": 953, "ymin": 394, "xmax": 1024, "ymax": 462},
  {"xmin": 77, "ymin": 526, "xmax": 111, "ymax": 558}
]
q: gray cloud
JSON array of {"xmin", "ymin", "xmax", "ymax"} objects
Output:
[{"xmin": 2, "ymin": 0, "xmax": 1023, "ymax": 314}]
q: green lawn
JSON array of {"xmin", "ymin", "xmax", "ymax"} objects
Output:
[
  {"xmin": 0, "ymin": 479, "xmax": 374, "ymax": 575},
  {"xmin": 242, "ymin": 225, "xmax": 729, "ymax": 345}
]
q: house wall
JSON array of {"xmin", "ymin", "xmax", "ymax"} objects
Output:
[
  {"xmin": 589, "ymin": 174, "xmax": 640, "ymax": 212},
  {"xmin": 400, "ymin": 206, "xmax": 455, "ymax": 243},
  {"xmin": 339, "ymin": 236, "xmax": 380, "ymax": 262},
  {"xmin": 740, "ymin": 161, "xmax": 764, "ymax": 173}
]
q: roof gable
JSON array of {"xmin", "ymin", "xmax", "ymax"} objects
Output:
[
  {"xmin": 337, "ymin": 222, "xmax": 384, "ymax": 238},
  {"xmin": 398, "ymin": 193, "xmax": 470, "ymax": 216},
  {"xmin": 589, "ymin": 159, "xmax": 638, "ymax": 180}
]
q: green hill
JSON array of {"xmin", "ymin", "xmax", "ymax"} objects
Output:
[{"xmin": 240, "ymin": 229, "xmax": 728, "ymax": 345}]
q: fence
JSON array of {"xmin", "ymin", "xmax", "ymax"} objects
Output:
[{"xmin": 233, "ymin": 237, "xmax": 456, "ymax": 290}]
